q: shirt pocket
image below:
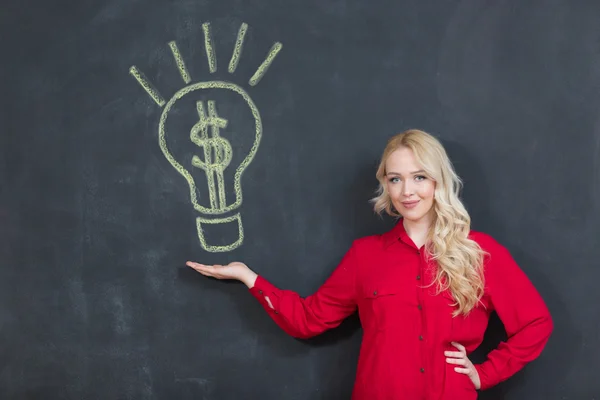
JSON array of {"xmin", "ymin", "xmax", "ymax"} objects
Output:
[{"xmin": 361, "ymin": 285, "xmax": 402, "ymax": 331}]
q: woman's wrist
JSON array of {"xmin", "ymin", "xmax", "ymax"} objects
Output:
[{"xmin": 240, "ymin": 269, "xmax": 258, "ymax": 288}]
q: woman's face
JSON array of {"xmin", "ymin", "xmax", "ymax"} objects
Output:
[{"xmin": 384, "ymin": 146, "xmax": 436, "ymax": 224}]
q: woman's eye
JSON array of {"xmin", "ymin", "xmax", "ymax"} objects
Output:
[
  {"xmin": 415, "ymin": 175, "xmax": 427, "ymax": 182},
  {"xmin": 389, "ymin": 177, "xmax": 400, "ymax": 183}
]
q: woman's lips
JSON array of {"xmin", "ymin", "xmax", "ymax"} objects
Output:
[{"xmin": 401, "ymin": 200, "xmax": 420, "ymax": 209}]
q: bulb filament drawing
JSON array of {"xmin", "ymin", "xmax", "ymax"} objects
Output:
[{"xmin": 191, "ymin": 100, "xmax": 232, "ymax": 211}]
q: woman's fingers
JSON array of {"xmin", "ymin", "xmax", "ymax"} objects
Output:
[
  {"xmin": 445, "ymin": 341, "xmax": 481, "ymax": 390},
  {"xmin": 445, "ymin": 357, "xmax": 466, "ymax": 365},
  {"xmin": 187, "ymin": 261, "xmax": 221, "ymax": 270},
  {"xmin": 450, "ymin": 342, "xmax": 466, "ymax": 352},
  {"xmin": 186, "ymin": 261, "xmax": 208, "ymax": 269},
  {"xmin": 454, "ymin": 367, "xmax": 470, "ymax": 374},
  {"xmin": 187, "ymin": 262, "xmax": 217, "ymax": 276},
  {"xmin": 186, "ymin": 261, "xmax": 237, "ymax": 280},
  {"xmin": 444, "ymin": 351, "xmax": 463, "ymax": 358},
  {"xmin": 445, "ymin": 342, "xmax": 468, "ymax": 367}
]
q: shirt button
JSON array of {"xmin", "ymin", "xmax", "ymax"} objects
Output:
[
  {"xmin": 420, "ymin": 368, "xmax": 425, "ymax": 373},
  {"xmin": 259, "ymin": 290, "xmax": 263, "ymax": 294},
  {"xmin": 417, "ymin": 304, "xmax": 422, "ymax": 310},
  {"xmin": 274, "ymin": 311, "xmax": 279, "ymax": 314},
  {"xmin": 419, "ymin": 335, "xmax": 423, "ymax": 341},
  {"xmin": 416, "ymin": 275, "xmax": 421, "ymax": 280},
  {"xmin": 373, "ymin": 291, "xmax": 378, "ymax": 296}
]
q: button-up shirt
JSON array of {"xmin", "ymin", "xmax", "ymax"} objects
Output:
[{"xmin": 248, "ymin": 221, "xmax": 553, "ymax": 399}]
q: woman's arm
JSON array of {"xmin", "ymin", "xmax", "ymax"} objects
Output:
[
  {"xmin": 474, "ymin": 235, "xmax": 554, "ymax": 390},
  {"xmin": 187, "ymin": 242, "xmax": 359, "ymax": 339}
]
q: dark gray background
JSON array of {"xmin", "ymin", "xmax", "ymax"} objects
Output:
[{"xmin": 0, "ymin": 0, "xmax": 598, "ymax": 398}]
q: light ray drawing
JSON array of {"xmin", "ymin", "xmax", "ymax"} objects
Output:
[{"xmin": 130, "ymin": 22, "xmax": 283, "ymax": 252}]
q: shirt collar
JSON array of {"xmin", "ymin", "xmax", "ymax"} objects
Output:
[{"xmin": 382, "ymin": 218, "xmax": 414, "ymax": 249}]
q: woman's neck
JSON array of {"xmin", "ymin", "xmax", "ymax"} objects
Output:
[{"xmin": 403, "ymin": 215, "xmax": 434, "ymax": 249}]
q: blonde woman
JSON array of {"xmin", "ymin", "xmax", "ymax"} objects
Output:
[{"xmin": 187, "ymin": 129, "xmax": 553, "ymax": 399}]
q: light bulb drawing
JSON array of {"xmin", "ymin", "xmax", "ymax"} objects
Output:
[{"xmin": 129, "ymin": 22, "xmax": 282, "ymax": 252}]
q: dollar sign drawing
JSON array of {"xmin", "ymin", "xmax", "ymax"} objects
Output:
[{"xmin": 190, "ymin": 100, "xmax": 233, "ymax": 210}]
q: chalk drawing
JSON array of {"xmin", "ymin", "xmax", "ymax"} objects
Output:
[{"xmin": 129, "ymin": 22, "xmax": 283, "ymax": 252}]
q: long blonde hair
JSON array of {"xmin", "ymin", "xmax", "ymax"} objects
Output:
[{"xmin": 371, "ymin": 129, "xmax": 486, "ymax": 316}]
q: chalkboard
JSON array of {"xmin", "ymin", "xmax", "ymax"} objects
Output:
[{"xmin": 1, "ymin": 0, "xmax": 598, "ymax": 399}]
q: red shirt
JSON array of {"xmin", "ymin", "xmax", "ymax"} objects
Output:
[{"xmin": 248, "ymin": 221, "xmax": 553, "ymax": 399}]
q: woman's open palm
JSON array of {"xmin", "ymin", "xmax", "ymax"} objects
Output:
[{"xmin": 186, "ymin": 261, "xmax": 255, "ymax": 285}]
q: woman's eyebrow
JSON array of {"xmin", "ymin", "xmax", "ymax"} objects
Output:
[{"xmin": 386, "ymin": 170, "xmax": 425, "ymax": 175}]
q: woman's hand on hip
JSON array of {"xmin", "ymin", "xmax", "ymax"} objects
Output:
[{"xmin": 445, "ymin": 341, "xmax": 481, "ymax": 390}]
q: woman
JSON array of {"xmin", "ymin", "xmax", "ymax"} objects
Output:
[{"xmin": 187, "ymin": 129, "xmax": 553, "ymax": 399}]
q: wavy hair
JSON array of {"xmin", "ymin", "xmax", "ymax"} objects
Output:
[{"xmin": 371, "ymin": 129, "xmax": 487, "ymax": 316}]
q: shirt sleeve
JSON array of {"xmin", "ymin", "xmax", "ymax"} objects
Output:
[
  {"xmin": 247, "ymin": 241, "xmax": 359, "ymax": 339},
  {"xmin": 474, "ymin": 236, "xmax": 554, "ymax": 390}
]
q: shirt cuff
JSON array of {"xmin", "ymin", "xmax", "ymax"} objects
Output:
[
  {"xmin": 248, "ymin": 275, "xmax": 280, "ymax": 313},
  {"xmin": 474, "ymin": 363, "xmax": 493, "ymax": 391}
]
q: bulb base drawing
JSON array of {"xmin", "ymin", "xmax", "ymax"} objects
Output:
[{"xmin": 196, "ymin": 213, "xmax": 244, "ymax": 252}]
